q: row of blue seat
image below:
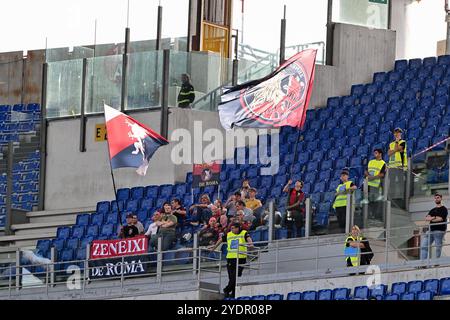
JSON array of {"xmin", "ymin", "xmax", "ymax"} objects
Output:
[{"xmin": 235, "ymin": 277, "xmax": 450, "ymax": 300}]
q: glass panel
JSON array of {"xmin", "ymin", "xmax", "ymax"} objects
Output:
[
  {"xmin": 45, "ymin": 59, "xmax": 83, "ymax": 118},
  {"xmin": 332, "ymin": 0, "xmax": 389, "ymax": 30},
  {"xmin": 127, "ymin": 51, "xmax": 163, "ymax": 110},
  {"xmin": 170, "ymin": 50, "xmax": 233, "ymax": 110},
  {"xmin": 85, "ymin": 55, "xmax": 123, "ymax": 114}
]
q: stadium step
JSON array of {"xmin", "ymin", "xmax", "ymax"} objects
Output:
[
  {"xmin": 11, "ymin": 221, "xmax": 75, "ymax": 236},
  {"xmin": 27, "ymin": 207, "xmax": 95, "ymax": 224},
  {"xmin": 409, "ymin": 195, "xmax": 450, "ymax": 222}
]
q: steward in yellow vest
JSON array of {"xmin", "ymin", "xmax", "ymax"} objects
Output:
[
  {"xmin": 388, "ymin": 128, "xmax": 407, "ymax": 170},
  {"xmin": 210, "ymin": 223, "xmax": 254, "ymax": 298},
  {"xmin": 333, "ymin": 170, "xmax": 357, "ymax": 230},
  {"xmin": 365, "ymin": 149, "xmax": 386, "ymax": 189},
  {"xmin": 345, "ymin": 225, "xmax": 373, "ymax": 268}
]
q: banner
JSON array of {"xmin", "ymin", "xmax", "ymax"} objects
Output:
[
  {"xmin": 192, "ymin": 162, "xmax": 221, "ymax": 188},
  {"xmin": 89, "ymin": 235, "xmax": 151, "ymax": 279},
  {"xmin": 218, "ymin": 49, "xmax": 317, "ymax": 130}
]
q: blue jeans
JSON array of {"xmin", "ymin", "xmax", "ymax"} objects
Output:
[{"xmin": 420, "ymin": 231, "xmax": 445, "ymax": 260}]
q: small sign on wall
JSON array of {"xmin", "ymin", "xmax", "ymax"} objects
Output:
[{"xmin": 95, "ymin": 124, "xmax": 107, "ymax": 142}]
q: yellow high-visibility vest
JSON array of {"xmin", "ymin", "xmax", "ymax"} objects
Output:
[
  {"xmin": 367, "ymin": 159, "xmax": 386, "ymax": 188},
  {"xmin": 389, "ymin": 140, "xmax": 407, "ymax": 169},
  {"xmin": 226, "ymin": 230, "xmax": 248, "ymax": 259},
  {"xmin": 333, "ymin": 181, "xmax": 353, "ymax": 209},
  {"xmin": 345, "ymin": 235, "xmax": 363, "ymax": 266}
]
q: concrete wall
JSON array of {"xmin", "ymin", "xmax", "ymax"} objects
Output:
[
  {"xmin": 309, "ymin": 23, "xmax": 396, "ymax": 107},
  {"xmin": 45, "ymin": 107, "xmax": 275, "ymax": 209}
]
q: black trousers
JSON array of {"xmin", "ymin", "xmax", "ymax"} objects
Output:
[
  {"xmin": 335, "ymin": 206, "xmax": 347, "ymax": 231},
  {"xmin": 285, "ymin": 210, "xmax": 303, "ymax": 238},
  {"xmin": 224, "ymin": 258, "xmax": 246, "ymax": 297}
]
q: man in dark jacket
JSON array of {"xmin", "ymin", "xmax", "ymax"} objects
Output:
[
  {"xmin": 282, "ymin": 180, "xmax": 305, "ymax": 238},
  {"xmin": 177, "ymin": 74, "xmax": 195, "ymax": 108}
]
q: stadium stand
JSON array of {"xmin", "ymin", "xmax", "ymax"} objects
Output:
[
  {"xmin": 28, "ymin": 54, "xmax": 450, "ymax": 268},
  {"xmin": 0, "ymin": 103, "xmax": 41, "ymax": 226}
]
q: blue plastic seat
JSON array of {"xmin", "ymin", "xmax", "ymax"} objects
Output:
[
  {"xmin": 313, "ymin": 182, "xmax": 326, "ymax": 193},
  {"xmin": 302, "ymin": 291, "xmax": 317, "ymax": 300},
  {"xmin": 409, "ymin": 58, "xmax": 422, "ymax": 69},
  {"xmin": 266, "ymin": 293, "xmax": 283, "ymax": 301},
  {"xmin": 66, "ymin": 237, "xmax": 79, "ymax": 250},
  {"xmin": 384, "ymin": 293, "xmax": 399, "ymax": 301},
  {"xmin": 353, "ymin": 286, "xmax": 370, "ymax": 299},
  {"xmin": 440, "ymin": 277, "xmax": 450, "ymax": 295},
  {"xmin": 351, "ymin": 84, "xmax": 364, "ymax": 96},
  {"xmin": 90, "ymin": 213, "xmax": 104, "ymax": 226},
  {"xmin": 96, "ymin": 201, "xmax": 110, "ymax": 214},
  {"xmin": 36, "ymin": 239, "xmax": 51, "ymax": 254},
  {"xmin": 423, "ymin": 56, "xmax": 437, "ymax": 68},
  {"xmin": 101, "ymin": 224, "xmax": 116, "ymax": 237},
  {"xmin": 76, "ymin": 248, "xmax": 87, "ymax": 260},
  {"xmin": 57, "ymin": 227, "xmax": 71, "ymax": 240},
  {"xmin": 110, "ymin": 200, "xmax": 125, "ymax": 212},
  {"xmin": 373, "ymin": 72, "xmax": 386, "ymax": 84},
  {"xmin": 287, "ymin": 292, "xmax": 302, "ymax": 300},
  {"xmin": 80, "ymin": 236, "xmax": 95, "ymax": 249},
  {"xmin": 71, "ymin": 226, "xmax": 85, "ymax": 239},
  {"xmin": 423, "ymin": 279, "xmax": 439, "ymax": 295},
  {"xmin": 130, "ymin": 186, "xmax": 144, "ymax": 200},
  {"xmin": 144, "ymin": 186, "xmax": 159, "ymax": 198},
  {"xmin": 52, "ymin": 239, "xmax": 65, "ymax": 252},
  {"xmin": 251, "ymin": 295, "xmax": 266, "ymax": 300},
  {"xmin": 333, "ymin": 288, "xmax": 350, "ymax": 300},
  {"xmin": 140, "ymin": 198, "xmax": 154, "ymax": 211},
  {"xmin": 407, "ymin": 280, "xmax": 423, "ymax": 294},
  {"xmin": 319, "ymin": 170, "xmax": 331, "ymax": 182},
  {"xmin": 391, "ymin": 282, "xmax": 407, "ymax": 295},
  {"xmin": 126, "ymin": 199, "xmax": 139, "ymax": 212},
  {"xmin": 370, "ymin": 284, "xmax": 387, "ymax": 297},
  {"xmin": 60, "ymin": 249, "xmax": 74, "ymax": 262},
  {"xmin": 335, "ymin": 158, "xmax": 348, "ymax": 169},
  {"xmin": 86, "ymin": 225, "xmax": 99, "ymax": 238},
  {"xmin": 117, "ymin": 188, "xmax": 130, "ymax": 201},
  {"xmin": 318, "ymin": 289, "xmax": 332, "ymax": 300},
  {"xmin": 417, "ymin": 291, "xmax": 433, "ymax": 301},
  {"xmin": 401, "ymin": 292, "xmax": 416, "ymax": 301},
  {"xmin": 76, "ymin": 214, "xmax": 90, "ymax": 227}
]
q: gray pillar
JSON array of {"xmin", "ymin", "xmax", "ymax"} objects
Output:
[
  {"xmin": 157, "ymin": 236, "xmax": 163, "ymax": 282},
  {"xmin": 305, "ymin": 197, "xmax": 311, "ymax": 238},
  {"xmin": 5, "ymin": 142, "xmax": 13, "ymax": 235},
  {"xmin": 193, "ymin": 232, "xmax": 199, "ymax": 275},
  {"xmin": 79, "ymin": 58, "xmax": 88, "ymax": 153},
  {"xmin": 325, "ymin": 0, "xmax": 334, "ymax": 65},
  {"xmin": 160, "ymin": 49, "xmax": 170, "ymax": 139},
  {"xmin": 50, "ymin": 247, "xmax": 55, "ymax": 287},
  {"xmin": 268, "ymin": 201, "xmax": 274, "ymax": 242},
  {"xmin": 120, "ymin": 28, "xmax": 130, "ymax": 112},
  {"xmin": 156, "ymin": 5, "xmax": 163, "ymax": 50},
  {"xmin": 279, "ymin": 5, "xmax": 287, "ymax": 65},
  {"xmin": 38, "ymin": 63, "xmax": 48, "ymax": 211},
  {"xmin": 345, "ymin": 193, "xmax": 351, "ymax": 234}
]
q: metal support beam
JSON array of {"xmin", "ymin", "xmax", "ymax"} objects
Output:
[
  {"xmin": 38, "ymin": 63, "xmax": 48, "ymax": 211},
  {"xmin": 232, "ymin": 29, "xmax": 239, "ymax": 86},
  {"xmin": 363, "ymin": 178, "xmax": 369, "ymax": 229},
  {"xmin": 405, "ymin": 158, "xmax": 412, "ymax": 211},
  {"xmin": 5, "ymin": 142, "xmax": 13, "ymax": 235},
  {"xmin": 160, "ymin": 49, "xmax": 170, "ymax": 139},
  {"xmin": 79, "ymin": 58, "xmax": 88, "ymax": 153},
  {"xmin": 446, "ymin": 1, "xmax": 450, "ymax": 54},
  {"xmin": 279, "ymin": 5, "xmax": 286, "ymax": 65},
  {"xmin": 326, "ymin": 0, "xmax": 334, "ymax": 65},
  {"xmin": 156, "ymin": 5, "xmax": 163, "ymax": 50},
  {"xmin": 187, "ymin": 0, "xmax": 192, "ymax": 52},
  {"xmin": 157, "ymin": 237, "xmax": 162, "ymax": 282},
  {"xmin": 305, "ymin": 197, "xmax": 311, "ymax": 238},
  {"xmin": 193, "ymin": 232, "xmax": 198, "ymax": 275},
  {"xmin": 268, "ymin": 201, "xmax": 274, "ymax": 242},
  {"xmin": 50, "ymin": 247, "xmax": 55, "ymax": 287},
  {"xmin": 120, "ymin": 27, "xmax": 130, "ymax": 112},
  {"xmin": 345, "ymin": 193, "xmax": 351, "ymax": 234},
  {"xmin": 15, "ymin": 249, "xmax": 21, "ymax": 291}
]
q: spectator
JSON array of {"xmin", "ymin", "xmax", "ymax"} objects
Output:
[
  {"xmin": 344, "ymin": 225, "xmax": 373, "ymax": 272},
  {"xmin": 132, "ymin": 214, "xmax": 145, "ymax": 234},
  {"xmin": 332, "ymin": 170, "xmax": 357, "ymax": 232},
  {"xmin": 177, "ymin": 73, "xmax": 195, "ymax": 108},
  {"xmin": 225, "ymin": 192, "xmax": 242, "ymax": 217},
  {"xmin": 189, "ymin": 194, "xmax": 213, "ymax": 226},
  {"xmin": 171, "ymin": 198, "xmax": 187, "ymax": 224},
  {"xmin": 211, "ymin": 199, "xmax": 226, "ymax": 220},
  {"xmin": 150, "ymin": 202, "xmax": 178, "ymax": 251},
  {"xmin": 282, "ymin": 179, "xmax": 306, "ymax": 238},
  {"xmin": 118, "ymin": 214, "xmax": 140, "ymax": 239},
  {"xmin": 420, "ymin": 193, "xmax": 448, "ymax": 262},
  {"xmin": 365, "ymin": 149, "xmax": 386, "ymax": 220},
  {"xmin": 239, "ymin": 179, "xmax": 251, "ymax": 199},
  {"xmin": 235, "ymin": 200, "xmax": 255, "ymax": 224},
  {"xmin": 245, "ymin": 188, "xmax": 262, "ymax": 211},
  {"xmin": 219, "ymin": 213, "xmax": 229, "ymax": 234},
  {"xmin": 144, "ymin": 212, "xmax": 162, "ymax": 243},
  {"xmin": 388, "ymin": 128, "xmax": 408, "ymax": 207},
  {"xmin": 198, "ymin": 217, "xmax": 220, "ymax": 247}
]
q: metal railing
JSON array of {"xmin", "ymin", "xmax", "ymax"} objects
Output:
[{"xmin": 231, "ymin": 220, "xmax": 450, "ymax": 288}]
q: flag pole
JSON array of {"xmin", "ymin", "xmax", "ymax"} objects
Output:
[{"xmin": 103, "ymin": 103, "xmax": 124, "ymax": 229}]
